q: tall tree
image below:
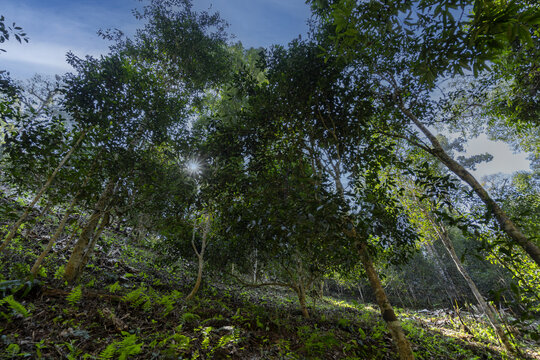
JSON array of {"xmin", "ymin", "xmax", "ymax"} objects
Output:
[
  {"xmin": 59, "ymin": 0, "xmax": 231, "ymax": 282},
  {"xmin": 309, "ymin": 0, "xmax": 540, "ymax": 266}
]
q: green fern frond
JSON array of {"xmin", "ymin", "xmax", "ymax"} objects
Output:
[
  {"xmin": 66, "ymin": 285, "xmax": 83, "ymax": 306},
  {"xmin": 2, "ymin": 295, "xmax": 30, "ymax": 317},
  {"xmin": 99, "ymin": 343, "xmax": 116, "ymax": 360}
]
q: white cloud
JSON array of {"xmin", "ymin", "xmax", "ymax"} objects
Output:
[
  {"xmin": 1, "ymin": 0, "xmax": 138, "ymax": 79},
  {"xmin": 465, "ymin": 134, "xmax": 530, "ymax": 178}
]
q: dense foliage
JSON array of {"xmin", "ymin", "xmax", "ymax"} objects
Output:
[{"xmin": 0, "ymin": 1, "xmax": 538, "ymax": 359}]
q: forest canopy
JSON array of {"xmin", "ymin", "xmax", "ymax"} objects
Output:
[{"xmin": 0, "ymin": 1, "xmax": 539, "ymax": 359}]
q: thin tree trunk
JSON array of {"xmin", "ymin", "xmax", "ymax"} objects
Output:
[
  {"xmin": 357, "ymin": 242, "xmax": 415, "ymax": 360},
  {"xmin": 30, "ymin": 166, "xmax": 96, "ymax": 277},
  {"xmin": 79, "ymin": 211, "xmax": 111, "ymax": 272},
  {"xmin": 398, "ymin": 103, "xmax": 540, "ymax": 267},
  {"xmin": 311, "ymin": 117, "xmax": 413, "ymax": 357},
  {"xmin": 435, "ymin": 224, "xmax": 516, "ymax": 355},
  {"xmin": 424, "ymin": 243, "xmax": 459, "ymax": 306},
  {"xmin": 253, "ymin": 248, "xmax": 258, "ymax": 283},
  {"xmin": 186, "ymin": 215, "xmax": 210, "ymax": 301},
  {"xmin": 407, "ymin": 284, "xmax": 418, "ymax": 307},
  {"xmin": 297, "ymin": 283, "xmax": 310, "ymax": 319},
  {"xmin": 24, "ymin": 200, "xmax": 53, "ymax": 238},
  {"xmin": 0, "ymin": 129, "xmax": 88, "ymax": 253},
  {"xmin": 64, "ymin": 180, "xmax": 114, "ymax": 283},
  {"xmin": 30, "ymin": 200, "xmax": 77, "ymax": 276},
  {"xmin": 357, "ymin": 284, "xmax": 364, "ymax": 303}
]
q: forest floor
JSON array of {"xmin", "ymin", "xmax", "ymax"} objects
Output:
[{"xmin": 0, "ymin": 209, "xmax": 539, "ymax": 359}]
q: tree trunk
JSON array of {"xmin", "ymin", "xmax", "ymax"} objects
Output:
[
  {"xmin": 30, "ymin": 200, "xmax": 77, "ymax": 276},
  {"xmin": 357, "ymin": 284, "xmax": 364, "ymax": 303},
  {"xmin": 424, "ymin": 242, "xmax": 459, "ymax": 307},
  {"xmin": 357, "ymin": 242, "xmax": 415, "ymax": 360},
  {"xmin": 186, "ymin": 215, "xmax": 210, "ymax": 301},
  {"xmin": 436, "ymin": 224, "xmax": 516, "ymax": 355},
  {"xmin": 0, "ymin": 129, "xmax": 88, "ymax": 253},
  {"xmin": 64, "ymin": 180, "xmax": 114, "ymax": 283},
  {"xmin": 24, "ymin": 201, "xmax": 53, "ymax": 238},
  {"xmin": 316, "ymin": 122, "xmax": 412, "ymax": 357},
  {"xmin": 400, "ymin": 104, "xmax": 540, "ymax": 267},
  {"xmin": 31, "ymin": 166, "xmax": 95, "ymax": 277},
  {"xmin": 79, "ymin": 211, "xmax": 111, "ymax": 271},
  {"xmin": 297, "ymin": 283, "xmax": 310, "ymax": 319},
  {"xmin": 253, "ymin": 248, "xmax": 258, "ymax": 283}
]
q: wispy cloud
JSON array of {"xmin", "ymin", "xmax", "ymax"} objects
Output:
[
  {"xmin": 1, "ymin": 0, "xmax": 138, "ymax": 79},
  {"xmin": 466, "ymin": 134, "xmax": 530, "ymax": 177}
]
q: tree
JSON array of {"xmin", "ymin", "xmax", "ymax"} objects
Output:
[
  {"xmin": 0, "ymin": 75, "xmax": 90, "ymax": 253},
  {"xmin": 59, "ymin": 0, "xmax": 231, "ymax": 283},
  {"xmin": 400, "ymin": 175, "xmax": 518, "ymax": 355},
  {"xmin": 309, "ymin": 0, "xmax": 540, "ymax": 267},
  {"xmin": 196, "ymin": 39, "xmax": 417, "ymax": 358}
]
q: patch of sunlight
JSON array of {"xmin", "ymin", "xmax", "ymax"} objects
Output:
[
  {"xmin": 323, "ymin": 297, "xmax": 377, "ymax": 313},
  {"xmin": 324, "ymin": 297, "xmax": 357, "ymax": 309}
]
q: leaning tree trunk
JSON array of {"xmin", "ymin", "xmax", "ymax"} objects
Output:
[
  {"xmin": 24, "ymin": 200, "xmax": 53, "ymax": 238},
  {"xmin": 331, "ymin": 160, "xmax": 414, "ymax": 359},
  {"xmin": 424, "ymin": 242, "xmax": 461, "ymax": 306},
  {"xmin": 186, "ymin": 215, "xmax": 211, "ymax": 301},
  {"xmin": 30, "ymin": 166, "xmax": 96, "ymax": 276},
  {"xmin": 434, "ymin": 223, "xmax": 516, "ymax": 355},
  {"xmin": 399, "ymin": 103, "xmax": 540, "ymax": 267},
  {"xmin": 64, "ymin": 180, "xmax": 114, "ymax": 283},
  {"xmin": 357, "ymin": 242, "xmax": 415, "ymax": 360},
  {"xmin": 79, "ymin": 211, "xmax": 111, "ymax": 273},
  {"xmin": 31, "ymin": 200, "xmax": 77, "ymax": 276},
  {"xmin": 0, "ymin": 129, "xmax": 88, "ymax": 253}
]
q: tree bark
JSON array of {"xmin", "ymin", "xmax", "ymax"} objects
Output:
[
  {"xmin": 30, "ymin": 200, "xmax": 76, "ymax": 276},
  {"xmin": 0, "ymin": 128, "xmax": 88, "ymax": 253},
  {"xmin": 357, "ymin": 242, "xmax": 415, "ymax": 360},
  {"xmin": 296, "ymin": 283, "xmax": 310, "ymax": 319},
  {"xmin": 186, "ymin": 215, "xmax": 210, "ymax": 301},
  {"xmin": 435, "ymin": 224, "xmax": 516, "ymax": 355},
  {"xmin": 399, "ymin": 104, "xmax": 540, "ymax": 267},
  {"xmin": 79, "ymin": 211, "xmax": 111, "ymax": 271},
  {"xmin": 424, "ymin": 242, "xmax": 459, "ymax": 306},
  {"xmin": 64, "ymin": 180, "xmax": 114, "ymax": 283}
]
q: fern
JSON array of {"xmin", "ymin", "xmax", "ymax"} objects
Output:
[
  {"xmin": 99, "ymin": 332, "xmax": 143, "ymax": 360},
  {"xmin": 117, "ymin": 332, "xmax": 143, "ymax": 360},
  {"xmin": 99, "ymin": 343, "xmax": 116, "ymax": 359},
  {"xmin": 157, "ymin": 294, "xmax": 175, "ymax": 316},
  {"xmin": 123, "ymin": 286, "xmax": 152, "ymax": 311},
  {"xmin": 66, "ymin": 285, "xmax": 82, "ymax": 306},
  {"xmin": 181, "ymin": 312, "xmax": 200, "ymax": 324},
  {"xmin": 54, "ymin": 265, "xmax": 65, "ymax": 280},
  {"xmin": 1, "ymin": 295, "xmax": 30, "ymax": 317},
  {"xmin": 122, "ymin": 286, "xmax": 145, "ymax": 303},
  {"xmin": 107, "ymin": 281, "xmax": 121, "ymax": 293}
]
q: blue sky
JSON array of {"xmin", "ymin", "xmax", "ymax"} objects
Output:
[
  {"xmin": 1, "ymin": 0, "xmax": 311, "ymax": 79},
  {"xmin": 0, "ymin": 0, "xmax": 531, "ymax": 176}
]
